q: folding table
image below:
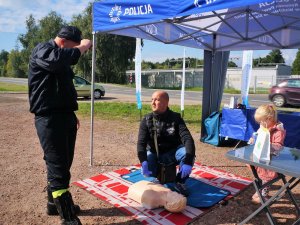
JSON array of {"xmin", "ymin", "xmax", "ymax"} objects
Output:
[{"xmin": 226, "ymin": 145, "xmax": 300, "ymax": 225}]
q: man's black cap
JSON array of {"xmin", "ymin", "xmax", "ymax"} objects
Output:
[{"xmin": 57, "ymin": 26, "xmax": 82, "ymax": 44}]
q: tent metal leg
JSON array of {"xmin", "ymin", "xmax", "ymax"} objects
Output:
[{"xmin": 90, "ymin": 32, "xmax": 97, "ymax": 166}]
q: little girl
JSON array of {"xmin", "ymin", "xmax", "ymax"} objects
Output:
[{"xmin": 248, "ymin": 104, "xmax": 286, "ymax": 204}]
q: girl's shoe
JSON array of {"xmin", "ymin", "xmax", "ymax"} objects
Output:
[{"xmin": 251, "ymin": 192, "xmax": 270, "ymax": 204}]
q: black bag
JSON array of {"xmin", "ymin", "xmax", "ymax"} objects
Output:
[
  {"xmin": 157, "ymin": 162, "xmax": 177, "ymax": 184},
  {"xmin": 152, "ymin": 117, "xmax": 177, "ymax": 184}
]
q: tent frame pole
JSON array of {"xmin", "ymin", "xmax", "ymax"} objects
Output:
[
  {"xmin": 90, "ymin": 32, "xmax": 97, "ymax": 166},
  {"xmin": 209, "ymin": 34, "xmax": 217, "ymax": 116}
]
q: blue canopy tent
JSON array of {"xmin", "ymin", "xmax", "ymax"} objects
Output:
[{"xmin": 89, "ymin": 0, "xmax": 300, "ymax": 165}]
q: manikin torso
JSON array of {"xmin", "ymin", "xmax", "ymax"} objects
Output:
[{"xmin": 128, "ymin": 180, "xmax": 187, "ymax": 213}]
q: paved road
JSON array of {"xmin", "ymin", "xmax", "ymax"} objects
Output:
[
  {"xmin": 102, "ymin": 83, "xmax": 270, "ymax": 107},
  {"xmin": 0, "ymin": 77, "xmax": 28, "ymax": 85},
  {"xmin": 0, "ymin": 77, "xmax": 270, "ymax": 107}
]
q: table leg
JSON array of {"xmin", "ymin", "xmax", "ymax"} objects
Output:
[
  {"xmin": 239, "ymin": 182, "xmax": 291, "ymax": 225},
  {"xmin": 283, "ymin": 177, "xmax": 300, "ymax": 215},
  {"xmin": 289, "ymin": 178, "xmax": 300, "ymax": 192},
  {"xmin": 288, "ymin": 178, "xmax": 300, "ymax": 225},
  {"xmin": 250, "ymin": 165, "xmax": 277, "ymax": 225},
  {"xmin": 291, "ymin": 178, "xmax": 300, "ymax": 225},
  {"xmin": 240, "ymin": 168, "xmax": 300, "ymax": 225}
]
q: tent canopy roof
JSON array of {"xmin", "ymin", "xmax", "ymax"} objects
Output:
[{"xmin": 93, "ymin": 0, "xmax": 300, "ymax": 51}]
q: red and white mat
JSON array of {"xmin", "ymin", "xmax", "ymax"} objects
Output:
[{"xmin": 73, "ymin": 163, "xmax": 252, "ymax": 225}]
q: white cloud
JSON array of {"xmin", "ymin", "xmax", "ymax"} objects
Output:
[{"xmin": 0, "ymin": 0, "xmax": 91, "ymax": 33}]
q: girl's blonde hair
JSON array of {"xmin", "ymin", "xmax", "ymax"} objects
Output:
[{"xmin": 254, "ymin": 104, "xmax": 278, "ymax": 123}]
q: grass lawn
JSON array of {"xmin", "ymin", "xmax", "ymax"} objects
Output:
[
  {"xmin": 77, "ymin": 102, "xmax": 202, "ymax": 131},
  {"xmin": 0, "ymin": 82, "xmax": 28, "ymax": 92}
]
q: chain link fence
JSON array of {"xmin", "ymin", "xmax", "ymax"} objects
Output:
[
  {"xmin": 126, "ymin": 69, "xmax": 204, "ymax": 88},
  {"xmin": 126, "ymin": 66, "xmax": 296, "ymax": 93}
]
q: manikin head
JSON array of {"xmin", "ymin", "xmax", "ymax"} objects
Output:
[
  {"xmin": 151, "ymin": 91, "xmax": 169, "ymax": 114},
  {"xmin": 164, "ymin": 191, "xmax": 187, "ymax": 213}
]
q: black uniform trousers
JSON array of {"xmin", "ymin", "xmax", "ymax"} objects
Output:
[{"xmin": 35, "ymin": 112, "xmax": 77, "ymax": 191}]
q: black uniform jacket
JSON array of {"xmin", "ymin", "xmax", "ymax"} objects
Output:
[
  {"xmin": 28, "ymin": 39, "xmax": 81, "ymax": 115},
  {"xmin": 137, "ymin": 108, "xmax": 195, "ymax": 165}
]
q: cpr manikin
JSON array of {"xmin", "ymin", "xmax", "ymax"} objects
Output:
[{"xmin": 128, "ymin": 180, "xmax": 187, "ymax": 213}]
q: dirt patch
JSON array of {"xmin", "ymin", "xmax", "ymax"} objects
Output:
[{"xmin": 0, "ymin": 93, "xmax": 299, "ymax": 225}]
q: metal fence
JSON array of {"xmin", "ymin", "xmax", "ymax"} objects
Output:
[
  {"xmin": 126, "ymin": 69, "xmax": 299, "ymax": 92},
  {"xmin": 126, "ymin": 69, "xmax": 204, "ymax": 88}
]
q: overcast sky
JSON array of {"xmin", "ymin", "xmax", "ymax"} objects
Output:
[{"xmin": 0, "ymin": 0, "xmax": 297, "ymax": 66}]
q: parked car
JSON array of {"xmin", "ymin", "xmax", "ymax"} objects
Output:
[
  {"xmin": 268, "ymin": 78, "xmax": 300, "ymax": 107},
  {"xmin": 73, "ymin": 75, "xmax": 105, "ymax": 99}
]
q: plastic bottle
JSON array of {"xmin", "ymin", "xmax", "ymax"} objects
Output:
[{"xmin": 248, "ymin": 132, "xmax": 258, "ymax": 145}]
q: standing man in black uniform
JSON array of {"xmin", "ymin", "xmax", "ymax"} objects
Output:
[
  {"xmin": 137, "ymin": 91, "xmax": 195, "ymax": 196},
  {"xmin": 28, "ymin": 26, "xmax": 92, "ymax": 225}
]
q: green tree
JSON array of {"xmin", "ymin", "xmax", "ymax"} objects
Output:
[
  {"xmin": 39, "ymin": 11, "xmax": 65, "ymax": 41},
  {"xmin": 18, "ymin": 15, "xmax": 38, "ymax": 52},
  {"xmin": 141, "ymin": 60, "xmax": 155, "ymax": 70},
  {"xmin": 253, "ymin": 57, "xmax": 261, "ymax": 67},
  {"xmin": 156, "ymin": 62, "xmax": 166, "ymax": 69},
  {"xmin": 71, "ymin": 4, "xmax": 136, "ymax": 83},
  {"xmin": 228, "ymin": 61, "xmax": 237, "ymax": 67},
  {"xmin": 18, "ymin": 15, "xmax": 39, "ymax": 76},
  {"xmin": 71, "ymin": 7, "xmax": 93, "ymax": 80},
  {"xmin": 18, "ymin": 12, "xmax": 66, "ymax": 78},
  {"xmin": 6, "ymin": 50, "xmax": 26, "ymax": 78},
  {"xmin": 95, "ymin": 34, "xmax": 136, "ymax": 83},
  {"xmin": 174, "ymin": 62, "xmax": 182, "ymax": 69},
  {"xmin": 254, "ymin": 49, "xmax": 285, "ymax": 66},
  {"xmin": 189, "ymin": 57, "xmax": 197, "ymax": 68},
  {"xmin": 292, "ymin": 49, "xmax": 300, "ymax": 75},
  {"xmin": 18, "ymin": 6, "xmax": 135, "ymax": 82},
  {"xmin": 138, "ymin": 57, "xmax": 204, "ymax": 69},
  {"xmin": 0, "ymin": 50, "xmax": 9, "ymax": 76},
  {"xmin": 19, "ymin": 12, "xmax": 65, "ymax": 51},
  {"xmin": 268, "ymin": 49, "xmax": 285, "ymax": 64}
]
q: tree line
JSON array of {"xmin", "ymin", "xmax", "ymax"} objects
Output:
[
  {"xmin": 0, "ymin": 4, "xmax": 136, "ymax": 83},
  {"xmin": 0, "ymin": 3, "xmax": 300, "ymax": 82},
  {"xmin": 134, "ymin": 49, "xmax": 300, "ymax": 73}
]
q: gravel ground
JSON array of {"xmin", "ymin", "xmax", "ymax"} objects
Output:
[{"xmin": 0, "ymin": 93, "xmax": 299, "ymax": 225}]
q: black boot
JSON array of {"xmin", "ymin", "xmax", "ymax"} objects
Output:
[
  {"xmin": 47, "ymin": 186, "xmax": 80, "ymax": 216},
  {"xmin": 53, "ymin": 191, "xmax": 82, "ymax": 225}
]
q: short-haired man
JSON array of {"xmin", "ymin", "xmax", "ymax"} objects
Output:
[{"xmin": 137, "ymin": 91, "xmax": 195, "ymax": 196}]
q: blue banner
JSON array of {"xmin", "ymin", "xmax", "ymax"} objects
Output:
[
  {"xmin": 135, "ymin": 38, "xmax": 142, "ymax": 110},
  {"xmin": 181, "ymin": 48, "xmax": 186, "ymax": 112},
  {"xmin": 241, "ymin": 50, "xmax": 253, "ymax": 107}
]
